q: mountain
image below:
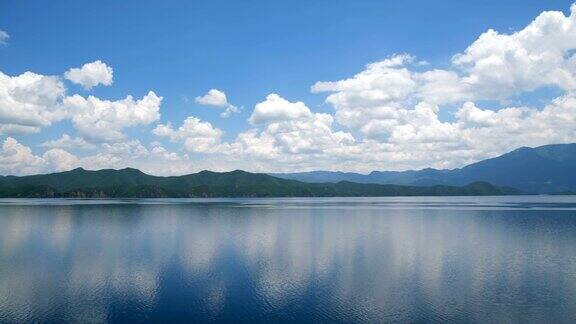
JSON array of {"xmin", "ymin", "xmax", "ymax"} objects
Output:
[
  {"xmin": 0, "ymin": 168, "xmax": 523, "ymax": 198},
  {"xmin": 271, "ymin": 143, "xmax": 576, "ymax": 194}
]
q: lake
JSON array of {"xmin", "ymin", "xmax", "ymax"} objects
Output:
[{"xmin": 1, "ymin": 196, "xmax": 576, "ymax": 323}]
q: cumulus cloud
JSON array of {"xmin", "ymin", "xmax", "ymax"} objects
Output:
[
  {"xmin": 65, "ymin": 91, "xmax": 162, "ymax": 142},
  {"xmin": 0, "ymin": 30, "xmax": 9, "ymax": 45},
  {"xmin": 454, "ymin": 94, "xmax": 576, "ymax": 154},
  {"xmin": 43, "ymin": 148, "xmax": 79, "ymax": 172},
  {"xmin": 64, "ymin": 60, "xmax": 113, "ymax": 90},
  {"xmin": 0, "ymin": 71, "xmax": 67, "ymax": 132},
  {"xmin": 312, "ymin": 4, "xmax": 576, "ymax": 133},
  {"xmin": 40, "ymin": 134, "xmax": 96, "ymax": 150},
  {"xmin": 152, "ymin": 94, "xmax": 356, "ymax": 171},
  {"xmin": 244, "ymin": 94, "xmax": 354, "ymax": 154},
  {"xmin": 249, "ymin": 94, "xmax": 313, "ymax": 125},
  {"xmin": 310, "ymin": 52, "xmax": 482, "ymax": 135},
  {"xmin": 453, "ymin": 4, "xmax": 576, "ymax": 98},
  {"xmin": 0, "ymin": 137, "xmax": 83, "ymax": 175},
  {"xmin": 0, "ymin": 68, "xmax": 162, "ymax": 141},
  {"xmin": 153, "ymin": 117, "xmax": 224, "ymax": 153},
  {"xmin": 230, "ymin": 111, "xmax": 357, "ymax": 168},
  {"xmin": 195, "ymin": 89, "xmax": 238, "ymax": 118},
  {"xmin": 312, "ymin": 55, "xmax": 418, "ymax": 106},
  {"xmin": 195, "ymin": 89, "xmax": 228, "ymax": 107},
  {"xmin": 0, "ymin": 137, "xmax": 44, "ymax": 175}
]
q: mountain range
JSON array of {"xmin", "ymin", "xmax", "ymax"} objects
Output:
[
  {"xmin": 1, "ymin": 143, "xmax": 574, "ymax": 198},
  {"xmin": 271, "ymin": 143, "xmax": 576, "ymax": 194},
  {"xmin": 0, "ymin": 168, "xmax": 521, "ymax": 198}
]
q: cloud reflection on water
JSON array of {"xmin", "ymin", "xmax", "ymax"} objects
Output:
[{"xmin": 0, "ymin": 200, "xmax": 576, "ymax": 322}]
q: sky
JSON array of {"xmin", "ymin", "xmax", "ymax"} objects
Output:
[{"xmin": 1, "ymin": 0, "xmax": 576, "ymax": 176}]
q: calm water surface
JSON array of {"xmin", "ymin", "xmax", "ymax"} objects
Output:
[{"xmin": 1, "ymin": 196, "xmax": 576, "ymax": 323}]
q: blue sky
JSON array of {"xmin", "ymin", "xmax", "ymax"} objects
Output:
[{"xmin": 1, "ymin": 1, "xmax": 576, "ymax": 175}]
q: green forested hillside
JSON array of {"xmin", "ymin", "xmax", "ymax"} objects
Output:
[{"xmin": 0, "ymin": 168, "xmax": 524, "ymax": 198}]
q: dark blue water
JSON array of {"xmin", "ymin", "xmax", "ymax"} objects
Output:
[{"xmin": 1, "ymin": 196, "xmax": 576, "ymax": 323}]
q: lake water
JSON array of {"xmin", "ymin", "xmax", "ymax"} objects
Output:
[{"xmin": 1, "ymin": 196, "xmax": 576, "ymax": 323}]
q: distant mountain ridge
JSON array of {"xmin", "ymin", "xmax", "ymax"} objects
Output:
[
  {"xmin": 0, "ymin": 168, "xmax": 522, "ymax": 198},
  {"xmin": 271, "ymin": 143, "xmax": 576, "ymax": 194}
]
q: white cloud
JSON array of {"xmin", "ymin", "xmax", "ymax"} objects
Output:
[
  {"xmin": 249, "ymin": 94, "xmax": 312, "ymax": 125},
  {"xmin": 0, "ymin": 137, "xmax": 82, "ymax": 175},
  {"xmin": 65, "ymin": 91, "xmax": 162, "ymax": 142},
  {"xmin": 43, "ymin": 148, "xmax": 79, "ymax": 172},
  {"xmin": 101, "ymin": 140, "xmax": 149, "ymax": 158},
  {"xmin": 246, "ymin": 94, "xmax": 354, "ymax": 154},
  {"xmin": 415, "ymin": 69, "xmax": 472, "ymax": 104},
  {"xmin": 64, "ymin": 60, "xmax": 113, "ymax": 90},
  {"xmin": 195, "ymin": 89, "xmax": 238, "ymax": 118},
  {"xmin": 311, "ymin": 55, "xmax": 422, "ymax": 131},
  {"xmin": 0, "ymin": 124, "xmax": 41, "ymax": 135},
  {"xmin": 234, "ymin": 110, "xmax": 357, "ymax": 163},
  {"xmin": 152, "ymin": 94, "xmax": 357, "ymax": 171},
  {"xmin": 452, "ymin": 4, "xmax": 576, "ymax": 98},
  {"xmin": 0, "ymin": 68, "xmax": 162, "ymax": 142},
  {"xmin": 74, "ymin": 140, "xmax": 150, "ymax": 172},
  {"xmin": 0, "ymin": 137, "xmax": 44, "ymax": 175},
  {"xmin": 311, "ymin": 4, "xmax": 576, "ymax": 135},
  {"xmin": 195, "ymin": 89, "xmax": 228, "ymax": 107},
  {"xmin": 0, "ymin": 71, "xmax": 67, "ymax": 131},
  {"xmin": 454, "ymin": 93, "xmax": 576, "ymax": 154},
  {"xmin": 361, "ymin": 102, "xmax": 459, "ymax": 144},
  {"xmin": 0, "ymin": 30, "xmax": 9, "ymax": 45},
  {"xmin": 153, "ymin": 117, "xmax": 224, "ymax": 153},
  {"xmin": 40, "ymin": 134, "xmax": 96, "ymax": 150},
  {"xmin": 154, "ymin": 94, "xmax": 355, "ymax": 168}
]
